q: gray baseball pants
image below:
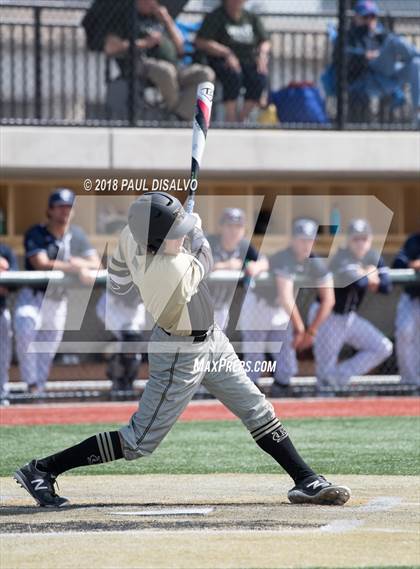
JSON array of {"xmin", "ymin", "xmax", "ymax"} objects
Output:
[{"xmin": 119, "ymin": 325, "xmax": 276, "ymax": 460}]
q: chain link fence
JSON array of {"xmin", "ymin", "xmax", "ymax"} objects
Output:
[{"xmin": 1, "ymin": 0, "xmax": 419, "ymax": 128}]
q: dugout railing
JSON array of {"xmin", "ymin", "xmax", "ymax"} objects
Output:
[
  {"xmin": 1, "ymin": 268, "xmax": 418, "ymax": 403},
  {"xmin": 0, "ymin": 0, "xmax": 419, "ymax": 129}
]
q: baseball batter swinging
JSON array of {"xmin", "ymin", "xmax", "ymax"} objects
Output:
[{"xmin": 14, "ymin": 193, "xmax": 351, "ymax": 507}]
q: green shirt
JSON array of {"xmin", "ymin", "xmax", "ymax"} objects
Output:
[{"xmin": 197, "ymin": 6, "xmax": 268, "ymax": 64}]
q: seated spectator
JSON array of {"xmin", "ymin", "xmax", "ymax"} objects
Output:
[
  {"xmin": 337, "ymin": 0, "xmax": 420, "ymax": 123},
  {"xmin": 196, "ymin": 0, "xmax": 270, "ymax": 122},
  {"xmin": 103, "ymin": 0, "xmax": 214, "ymax": 121},
  {"xmin": 0, "ymin": 242, "xmax": 18, "ymax": 406}
]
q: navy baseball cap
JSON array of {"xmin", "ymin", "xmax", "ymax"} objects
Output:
[
  {"xmin": 220, "ymin": 208, "xmax": 245, "ymax": 225},
  {"xmin": 354, "ymin": 1, "xmax": 379, "ymax": 16},
  {"xmin": 292, "ymin": 218, "xmax": 318, "ymax": 240},
  {"xmin": 48, "ymin": 188, "xmax": 75, "ymax": 208},
  {"xmin": 348, "ymin": 218, "xmax": 373, "ymax": 236}
]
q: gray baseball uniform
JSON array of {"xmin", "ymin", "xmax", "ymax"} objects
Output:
[
  {"xmin": 310, "ymin": 247, "xmax": 393, "ymax": 386},
  {"xmin": 0, "ymin": 243, "xmax": 18, "ymax": 401},
  {"xmin": 393, "ymin": 234, "xmax": 420, "ymax": 384},
  {"xmin": 14, "ymin": 223, "xmax": 96, "ymax": 390},
  {"xmin": 109, "ymin": 225, "xmax": 275, "ymax": 460}
]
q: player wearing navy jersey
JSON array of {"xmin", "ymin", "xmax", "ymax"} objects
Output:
[
  {"xmin": 393, "ymin": 233, "xmax": 420, "ymax": 386},
  {"xmin": 267, "ymin": 219, "xmax": 334, "ymax": 397},
  {"xmin": 0, "ymin": 243, "xmax": 18, "ymax": 405},
  {"xmin": 207, "ymin": 208, "xmax": 267, "ymax": 330},
  {"xmin": 310, "ymin": 219, "xmax": 393, "ymax": 389},
  {"xmin": 14, "ymin": 189, "xmax": 100, "ymax": 394}
]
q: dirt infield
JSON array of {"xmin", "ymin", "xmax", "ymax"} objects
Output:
[
  {"xmin": 2, "ymin": 397, "xmax": 419, "ymax": 426},
  {"xmin": 1, "ymin": 474, "xmax": 419, "ymax": 569}
]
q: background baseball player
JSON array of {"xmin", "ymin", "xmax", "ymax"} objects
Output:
[
  {"xmin": 14, "ymin": 192, "xmax": 350, "ymax": 508},
  {"xmin": 392, "ymin": 233, "xmax": 420, "ymax": 386},
  {"xmin": 96, "ymin": 285, "xmax": 146, "ymax": 394},
  {"xmin": 309, "ymin": 219, "xmax": 393, "ymax": 390},
  {"xmin": 0, "ymin": 242, "xmax": 18, "ymax": 406},
  {"xmin": 14, "ymin": 189, "xmax": 100, "ymax": 394},
  {"xmin": 207, "ymin": 208, "xmax": 267, "ymax": 330},
  {"xmin": 243, "ymin": 218, "xmax": 334, "ymax": 397}
]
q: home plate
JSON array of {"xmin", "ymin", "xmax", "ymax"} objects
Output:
[{"xmin": 108, "ymin": 507, "xmax": 214, "ymax": 517}]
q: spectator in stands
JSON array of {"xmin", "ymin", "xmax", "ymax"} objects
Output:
[
  {"xmin": 207, "ymin": 208, "xmax": 267, "ymax": 330},
  {"xmin": 339, "ymin": 0, "xmax": 420, "ymax": 123},
  {"xmin": 196, "ymin": 0, "xmax": 270, "ymax": 122},
  {"xmin": 14, "ymin": 189, "xmax": 100, "ymax": 395},
  {"xmin": 392, "ymin": 233, "xmax": 420, "ymax": 387},
  {"xmin": 103, "ymin": 0, "xmax": 214, "ymax": 121},
  {"xmin": 310, "ymin": 219, "xmax": 393, "ymax": 392},
  {"xmin": 0, "ymin": 242, "xmax": 18, "ymax": 406}
]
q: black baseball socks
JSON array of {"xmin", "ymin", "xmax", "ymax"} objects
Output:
[
  {"xmin": 251, "ymin": 418, "xmax": 315, "ymax": 483},
  {"xmin": 36, "ymin": 431, "xmax": 124, "ymax": 476}
]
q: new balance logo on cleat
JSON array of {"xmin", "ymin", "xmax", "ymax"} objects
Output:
[
  {"xmin": 31, "ymin": 479, "xmax": 49, "ymax": 491},
  {"xmin": 288, "ymin": 475, "xmax": 351, "ymax": 506},
  {"xmin": 306, "ymin": 479, "xmax": 330, "ymax": 490}
]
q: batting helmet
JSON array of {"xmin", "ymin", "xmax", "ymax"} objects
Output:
[{"xmin": 128, "ymin": 192, "xmax": 196, "ymax": 252}]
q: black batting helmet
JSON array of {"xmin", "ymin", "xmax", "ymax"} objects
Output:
[{"xmin": 128, "ymin": 192, "xmax": 196, "ymax": 252}]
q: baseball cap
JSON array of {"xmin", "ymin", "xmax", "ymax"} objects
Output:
[
  {"xmin": 348, "ymin": 218, "xmax": 372, "ymax": 236},
  {"xmin": 354, "ymin": 1, "xmax": 379, "ymax": 16},
  {"xmin": 48, "ymin": 188, "xmax": 75, "ymax": 208},
  {"xmin": 220, "ymin": 208, "xmax": 245, "ymax": 226},
  {"xmin": 292, "ymin": 218, "xmax": 318, "ymax": 240}
]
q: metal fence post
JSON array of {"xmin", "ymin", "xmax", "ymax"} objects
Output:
[
  {"xmin": 34, "ymin": 6, "xmax": 42, "ymax": 120},
  {"xmin": 336, "ymin": 0, "xmax": 349, "ymax": 129},
  {"xmin": 127, "ymin": 0, "xmax": 136, "ymax": 126}
]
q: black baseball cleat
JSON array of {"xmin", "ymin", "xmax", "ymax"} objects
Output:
[
  {"xmin": 288, "ymin": 474, "xmax": 351, "ymax": 506},
  {"xmin": 13, "ymin": 460, "xmax": 70, "ymax": 508}
]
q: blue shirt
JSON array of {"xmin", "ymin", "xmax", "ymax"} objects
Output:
[
  {"xmin": 392, "ymin": 233, "xmax": 420, "ymax": 299},
  {"xmin": 330, "ymin": 247, "xmax": 391, "ymax": 314},
  {"xmin": 269, "ymin": 246, "xmax": 330, "ymax": 285},
  {"xmin": 0, "ymin": 242, "xmax": 18, "ymax": 310},
  {"xmin": 24, "ymin": 224, "xmax": 96, "ymax": 271}
]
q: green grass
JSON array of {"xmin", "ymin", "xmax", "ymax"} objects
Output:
[{"xmin": 1, "ymin": 417, "xmax": 419, "ymax": 477}]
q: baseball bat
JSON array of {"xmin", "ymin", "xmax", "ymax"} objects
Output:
[{"xmin": 186, "ymin": 81, "xmax": 215, "ymax": 214}]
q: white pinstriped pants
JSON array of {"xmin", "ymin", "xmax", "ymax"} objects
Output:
[
  {"xmin": 0, "ymin": 308, "xmax": 12, "ymax": 395},
  {"xmin": 308, "ymin": 303, "xmax": 393, "ymax": 386},
  {"xmin": 14, "ymin": 288, "xmax": 67, "ymax": 389},
  {"xmin": 395, "ymin": 294, "xmax": 420, "ymax": 384}
]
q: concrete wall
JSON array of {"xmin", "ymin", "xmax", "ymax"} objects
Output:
[{"xmin": 2, "ymin": 126, "xmax": 419, "ymax": 178}]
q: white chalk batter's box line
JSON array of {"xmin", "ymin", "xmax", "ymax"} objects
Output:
[{"xmin": 5, "ymin": 496, "xmax": 418, "ymax": 538}]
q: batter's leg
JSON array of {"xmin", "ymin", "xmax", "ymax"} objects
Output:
[
  {"xmin": 120, "ymin": 342, "xmax": 208, "ymax": 460},
  {"xmin": 202, "ymin": 328, "xmax": 315, "ymax": 484}
]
